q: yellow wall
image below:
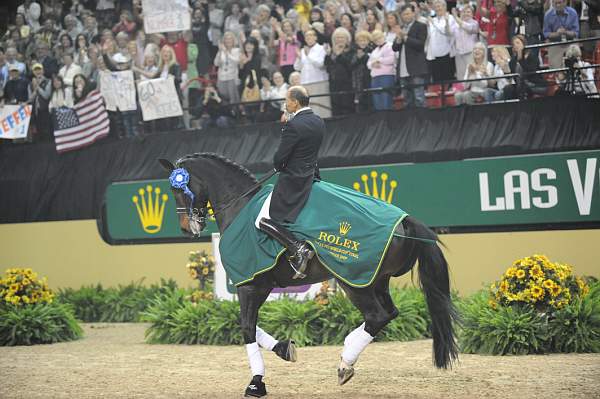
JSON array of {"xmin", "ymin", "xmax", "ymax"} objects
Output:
[{"xmin": 0, "ymin": 220, "xmax": 598, "ymax": 294}]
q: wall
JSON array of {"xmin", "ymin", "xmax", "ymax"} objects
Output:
[{"xmin": 0, "ymin": 220, "xmax": 597, "ymax": 295}]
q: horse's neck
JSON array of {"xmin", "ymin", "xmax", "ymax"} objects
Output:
[{"xmin": 192, "ymin": 157, "xmax": 256, "ymax": 233}]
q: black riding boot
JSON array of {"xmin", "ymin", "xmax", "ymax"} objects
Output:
[{"xmin": 258, "ymin": 217, "xmax": 314, "ymax": 279}]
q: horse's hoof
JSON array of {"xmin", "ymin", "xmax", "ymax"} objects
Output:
[
  {"xmin": 244, "ymin": 376, "xmax": 267, "ymax": 397},
  {"xmin": 273, "ymin": 339, "xmax": 297, "ymax": 362},
  {"xmin": 338, "ymin": 366, "xmax": 355, "ymax": 386}
]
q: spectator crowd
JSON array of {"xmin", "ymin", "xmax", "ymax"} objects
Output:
[{"xmin": 0, "ymin": 0, "xmax": 598, "ymax": 143}]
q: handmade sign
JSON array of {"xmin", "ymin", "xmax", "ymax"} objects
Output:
[
  {"xmin": 99, "ymin": 71, "xmax": 137, "ymax": 112},
  {"xmin": 0, "ymin": 105, "xmax": 31, "ymax": 139},
  {"xmin": 142, "ymin": 0, "xmax": 191, "ymax": 33},
  {"xmin": 137, "ymin": 76, "xmax": 183, "ymax": 121}
]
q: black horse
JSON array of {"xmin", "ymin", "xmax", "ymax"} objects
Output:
[{"xmin": 159, "ymin": 153, "xmax": 458, "ymax": 397}]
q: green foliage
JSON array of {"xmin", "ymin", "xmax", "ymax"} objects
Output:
[
  {"xmin": 378, "ymin": 287, "xmax": 430, "ymax": 342},
  {"xmin": 548, "ymin": 282, "xmax": 600, "ymax": 352},
  {"xmin": 459, "ymin": 291, "xmax": 549, "ymax": 355},
  {"xmin": 459, "ymin": 284, "xmax": 600, "ymax": 355},
  {"xmin": 260, "ymin": 298, "xmax": 323, "ymax": 346},
  {"xmin": 57, "ymin": 279, "xmax": 179, "ymax": 322},
  {"xmin": 0, "ymin": 302, "xmax": 83, "ymax": 346},
  {"xmin": 142, "ymin": 286, "xmax": 431, "ymax": 346}
]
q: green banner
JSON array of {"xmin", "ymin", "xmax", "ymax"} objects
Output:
[{"xmin": 103, "ymin": 150, "xmax": 600, "ymax": 242}]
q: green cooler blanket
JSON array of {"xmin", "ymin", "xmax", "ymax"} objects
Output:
[{"xmin": 219, "ymin": 181, "xmax": 408, "ymax": 287}]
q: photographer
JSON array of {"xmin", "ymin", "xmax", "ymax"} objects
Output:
[
  {"xmin": 513, "ymin": 0, "xmax": 545, "ymax": 50},
  {"xmin": 556, "ymin": 44, "xmax": 599, "ymax": 96},
  {"xmin": 201, "ymin": 85, "xmax": 235, "ymax": 129}
]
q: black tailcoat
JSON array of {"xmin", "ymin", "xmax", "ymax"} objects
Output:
[{"xmin": 270, "ymin": 109, "xmax": 324, "ymax": 223}]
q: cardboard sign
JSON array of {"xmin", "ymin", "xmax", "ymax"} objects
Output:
[
  {"xmin": 137, "ymin": 76, "xmax": 183, "ymax": 121},
  {"xmin": 0, "ymin": 105, "xmax": 31, "ymax": 139},
  {"xmin": 99, "ymin": 71, "xmax": 137, "ymax": 112},
  {"xmin": 142, "ymin": 0, "xmax": 191, "ymax": 33}
]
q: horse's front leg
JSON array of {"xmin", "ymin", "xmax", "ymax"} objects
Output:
[{"xmin": 238, "ymin": 283, "xmax": 272, "ymax": 398}]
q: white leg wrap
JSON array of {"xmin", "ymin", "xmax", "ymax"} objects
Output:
[
  {"xmin": 246, "ymin": 342, "xmax": 265, "ymax": 376},
  {"xmin": 341, "ymin": 322, "xmax": 374, "ymax": 366},
  {"xmin": 256, "ymin": 326, "xmax": 278, "ymax": 351}
]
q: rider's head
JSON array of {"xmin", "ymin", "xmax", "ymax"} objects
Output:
[{"xmin": 286, "ymin": 85, "xmax": 309, "ymax": 114}]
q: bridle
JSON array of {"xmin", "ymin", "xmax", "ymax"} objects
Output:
[{"xmin": 169, "ymin": 167, "xmax": 277, "ymax": 237}]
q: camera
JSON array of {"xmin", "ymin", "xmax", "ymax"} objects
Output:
[{"xmin": 564, "ymin": 55, "xmax": 578, "ymax": 69}]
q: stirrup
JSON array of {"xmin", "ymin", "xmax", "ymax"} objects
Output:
[{"xmin": 288, "ymin": 245, "xmax": 314, "ymax": 279}]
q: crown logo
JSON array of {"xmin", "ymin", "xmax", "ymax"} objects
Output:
[
  {"xmin": 353, "ymin": 171, "xmax": 397, "ymax": 203},
  {"xmin": 132, "ymin": 185, "xmax": 169, "ymax": 234},
  {"xmin": 339, "ymin": 221, "xmax": 351, "ymax": 236}
]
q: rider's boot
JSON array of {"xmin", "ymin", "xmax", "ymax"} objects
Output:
[{"xmin": 258, "ymin": 218, "xmax": 314, "ymax": 279}]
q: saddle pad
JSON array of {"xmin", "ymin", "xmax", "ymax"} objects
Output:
[{"xmin": 219, "ymin": 181, "xmax": 408, "ymax": 287}]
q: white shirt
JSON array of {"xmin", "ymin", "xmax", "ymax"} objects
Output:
[
  {"xmin": 58, "ymin": 63, "xmax": 83, "ymax": 87},
  {"xmin": 294, "ymin": 44, "xmax": 328, "ymax": 84},
  {"xmin": 427, "ymin": 15, "xmax": 457, "ymax": 59},
  {"xmin": 214, "ymin": 47, "xmax": 241, "ymax": 82},
  {"xmin": 261, "ymin": 83, "xmax": 289, "ymax": 110},
  {"xmin": 463, "ymin": 61, "xmax": 494, "ymax": 93}
]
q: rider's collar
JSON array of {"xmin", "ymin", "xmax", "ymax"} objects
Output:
[{"xmin": 292, "ymin": 107, "xmax": 311, "ymax": 118}]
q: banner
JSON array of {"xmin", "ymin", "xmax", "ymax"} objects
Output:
[
  {"xmin": 99, "ymin": 71, "xmax": 137, "ymax": 112},
  {"xmin": 0, "ymin": 105, "xmax": 31, "ymax": 139},
  {"xmin": 103, "ymin": 150, "xmax": 600, "ymax": 243},
  {"xmin": 137, "ymin": 76, "xmax": 183, "ymax": 121},
  {"xmin": 142, "ymin": 0, "xmax": 191, "ymax": 33}
]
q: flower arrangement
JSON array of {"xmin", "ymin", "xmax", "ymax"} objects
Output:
[
  {"xmin": 489, "ymin": 254, "xmax": 589, "ymax": 312},
  {"xmin": 186, "ymin": 250, "xmax": 216, "ymax": 303},
  {"xmin": 0, "ymin": 268, "xmax": 54, "ymax": 306}
]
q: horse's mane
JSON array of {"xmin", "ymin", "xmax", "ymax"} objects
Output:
[{"xmin": 176, "ymin": 152, "xmax": 258, "ymax": 184}]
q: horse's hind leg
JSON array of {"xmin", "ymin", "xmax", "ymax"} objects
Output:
[
  {"xmin": 373, "ymin": 276, "xmax": 399, "ymax": 320},
  {"xmin": 336, "ymin": 281, "xmax": 398, "ymax": 385}
]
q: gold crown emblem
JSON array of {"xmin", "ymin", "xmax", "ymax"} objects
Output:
[
  {"xmin": 339, "ymin": 221, "xmax": 351, "ymax": 235},
  {"xmin": 353, "ymin": 171, "xmax": 397, "ymax": 203},
  {"xmin": 132, "ymin": 185, "xmax": 169, "ymax": 234}
]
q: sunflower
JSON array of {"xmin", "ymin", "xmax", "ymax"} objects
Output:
[
  {"xmin": 189, "ymin": 269, "xmax": 198, "ymax": 279},
  {"xmin": 9, "ymin": 283, "xmax": 19, "ymax": 292},
  {"xmin": 505, "ymin": 267, "xmax": 517, "ymax": 278},
  {"xmin": 549, "ymin": 284, "xmax": 561, "ymax": 297},
  {"xmin": 516, "ymin": 269, "xmax": 526, "ymax": 279},
  {"xmin": 543, "ymin": 279, "xmax": 555, "ymax": 290},
  {"xmin": 529, "ymin": 265, "xmax": 544, "ymax": 279},
  {"xmin": 202, "ymin": 267, "xmax": 209, "ymax": 275},
  {"xmin": 530, "ymin": 285, "xmax": 544, "ymax": 300},
  {"xmin": 499, "ymin": 280, "xmax": 509, "ymax": 292}
]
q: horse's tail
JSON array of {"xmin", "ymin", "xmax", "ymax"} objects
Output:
[{"xmin": 408, "ymin": 217, "xmax": 459, "ymax": 369}]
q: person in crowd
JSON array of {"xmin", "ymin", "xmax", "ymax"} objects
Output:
[
  {"xmin": 58, "ymin": 51, "xmax": 82, "ymax": 87},
  {"xmin": 272, "ymin": 19, "xmax": 301, "ymax": 82},
  {"xmin": 17, "ymin": 0, "xmax": 42, "ymax": 33},
  {"xmin": 74, "ymin": 33, "xmax": 89, "ymax": 67},
  {"xmin": 556, "ymin": 44, "xmax": 598, "ymax": 96},
  {"xmin": 454, "ymin": 42, "xmax": 494, "ymax": 105},
  {"xmin": 501, "ymin": 34, "xmax": 546, "ymax": 99},
  {"xmin": 427, "ymin": 0, "xmax": 457, "ymax": 83},
  {"xmin": 325, "ymin": 27, "xmax": 354, "ymax": 115},
  {"xmin": 543, "ymin": 0, "xmax": 580, "ymax": 68},
  {"xmin": 367, "ymin": 29, "xmax": 396, "ymax": 110},
  {"xmin": 96, "ymin": 0, "xmax": 116, "ymax": 31},
  {"xmin": 257, "ymin": 73, "xmax": 284, "ymax": 122},
  {"xmin": 54, "ymin": 33, "xmax": 74, "ymax": 60},
  {"xmin": 340, "ymin": 13, "xmax": 356, "ymax": 37},
  {"xmin": 209, "ymin": 0, "xmax": 225, "ymax": 60},
  {"xmin": 84, "ymin": 45, "xmax": 100, "ymax": 83},
  {"xmin": 127, "ymin": 40, "xmax": 143, "ymax": 69},
  {"xmin": 252, "ymin": 4, "xmax": 274, "ymax": 43},
  {"xmin": 515, "ymin": 0, "xmax": 544, "ymax": 48},
  {"xmin": 72, "ymin": 73, "xmax": 94, "ymax": 104},
  {"xmin": 35, "ymin": 41, "xmax": 59, "ymax": 79},
  {"xmin": 224, "ymin": 3, "xmax": 246, "ymax": 42},
  {"xmin": 13, "ymin": 13, "xmax": 31, "ymax": 41},
  {"xmin": 201, "ymin": 84, "xmax": 235, "ymax": 129},
  {"xmin": 49, "ymin": 75, "xmax": 73, "ymax": 112},
  {"xmin": 2, "ymin": 64, "xmax": 29, "ymax": 104},
  {"xmin": 485, "ymin": 45, "xmax": 512, "ymax": 102},
  {"xmin": 36, "ymin": 16, "xmax": 59, "ymax": 48},
  {"xmin": 164, "ymin": 32, "xmax": 188, "ymax": 73},
  {"xmin": 3, "ymin": 47, "xmax": 27, "ymax": 77},
  {"xmin": 28, "ymin": 63, "xmax": 52, "ymax": 140},
  {"xmin": 362, "ymin": 8, "xmax": 384, "ymax": 32},
  {"xmin": 214, "ymin": 31, "xmax": 241, "ymax": 105},
  {"xmin": 186, "ymin": 34, "xmax": 203, "ymax": 125},
  {"xmin": 112, "ymin": 10, "xmax": 137, "ymax": 37},
  {"xmin": 349, "ymin": 30, "xmax": 373, "ymax": 112},
  {"xmin": 384, "ymin": 12, "xmax": 400, "ymax": 43},
  {"xmin": 288, "ymin": 70, "xmax": 302, "ymax": 86},
  {"xmin": 481, "ymin": 0, "xmax": 511, "ymax": 49},
  {"xmin": 451, "ymin": 5, "xmax": 479, "ymax": 85},
  {"xmin": 63, "ymin": 15, "xmax": 82, "ymax": 42},
  {"xmin": 132, "ymin": 48, "xmax": 159, "ymax": 80},
  {"xmin": 82, "ymin": 15, "xmax": 99, "ymax": 44},
  {"xmin": 115, "ymin": 31, "xmax": 130, "ymax": 57},
  {"xmin": 239, "ymin": 37, "xmax": 262, "ymax": 93},
  {"xmin": 393, "ymin": 4, "xmax": 428, "ymax": 108},
  {"xmin": 249, "ymin": 28, "xmax": 274, "ymax": 75},
  {"xmin": 156, "ymin": 45, "xmax": 184, "ymax": 129},
  {"xmin": 293, "ymin": 29, "xmax": 331, "ymax": 118},
  {"xmin": 191, "ymin": 5, "xmax": 212, "ymax": 78}
]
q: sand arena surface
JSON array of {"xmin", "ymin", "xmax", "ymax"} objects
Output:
[{"xmin": 1, "ymin": 323, "xmax": 599, "ymax": 398}]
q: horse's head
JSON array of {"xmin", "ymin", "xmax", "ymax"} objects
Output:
[{"xmin": 159, "ymin": 158, "xmax": 209, "ymax": 238}]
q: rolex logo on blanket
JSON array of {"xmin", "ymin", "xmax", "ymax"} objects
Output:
[
  {"xmin": 52, "ymin": 90, "xmax": 110, "ymax": 153},
  {"xmin": 218, "ymin": 181, "xmax": 408, "ymax": 287}
]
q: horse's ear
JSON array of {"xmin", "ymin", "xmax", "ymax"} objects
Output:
[{"xmin": 158, "ymin": 159, "xmax": 175, "ymax": 172}]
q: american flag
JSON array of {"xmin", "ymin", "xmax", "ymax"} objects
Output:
[{"xmin": 53, "ymin": 90, "xmax": 110, "ymax": 153}]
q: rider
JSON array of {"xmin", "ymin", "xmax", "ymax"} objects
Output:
[{"xmin": 257, "ymin": 85, "xmax": 325, "ymax": 279}]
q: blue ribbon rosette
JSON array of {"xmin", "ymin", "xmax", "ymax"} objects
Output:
[{"xmin": 169, "ymin": 168, "xmax": 195, "ymax": 204}]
